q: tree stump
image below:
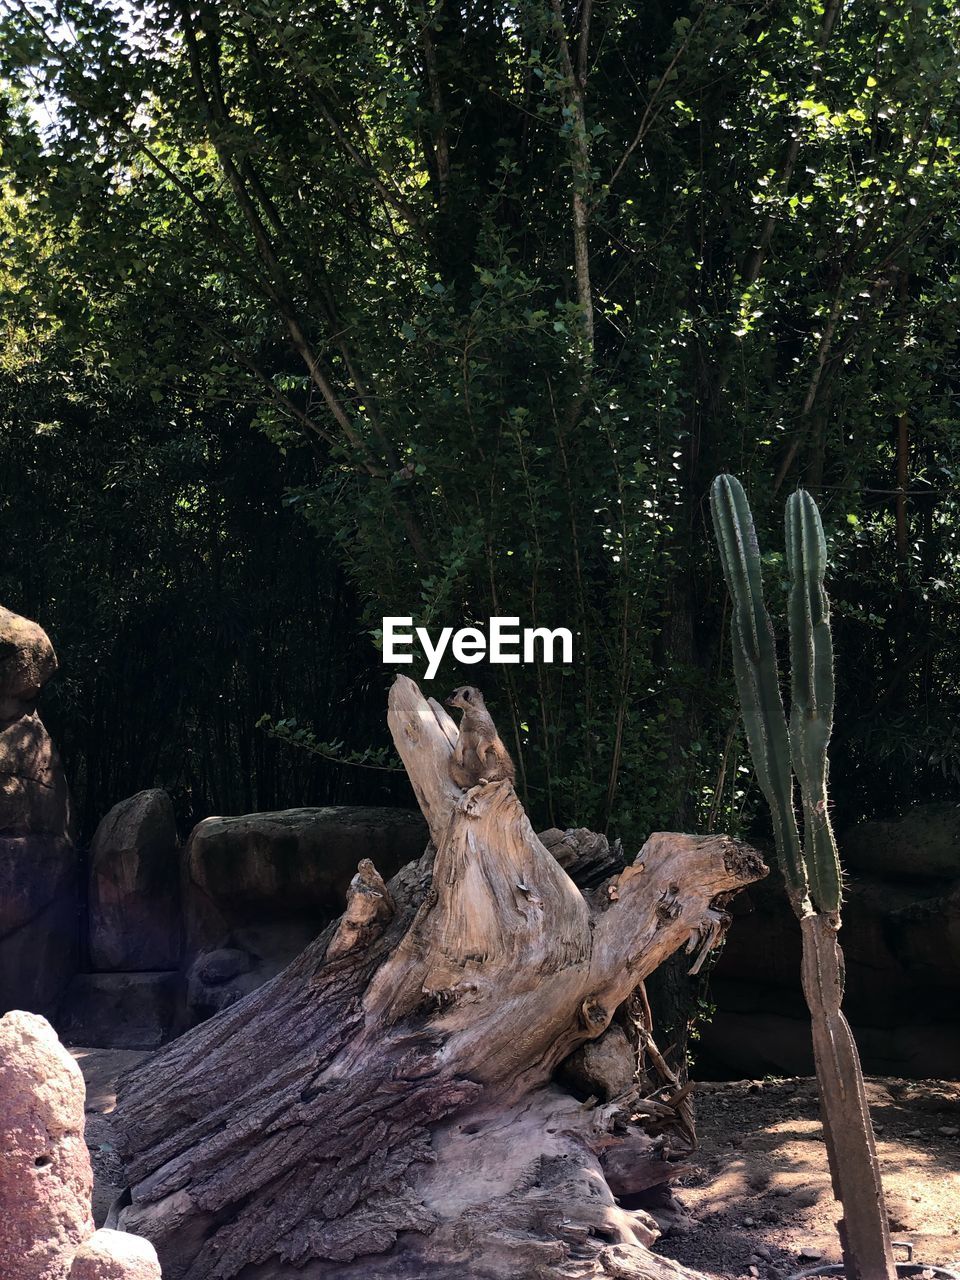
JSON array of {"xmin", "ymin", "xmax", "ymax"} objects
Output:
[{"xmin": 112, "ymin": 677, "xmax": 767, "ymax": 1279}]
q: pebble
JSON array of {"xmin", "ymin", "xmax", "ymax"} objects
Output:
[
  {"xmin": 743, "ymin": 1216, "xmax": 757, "ymax": 1226},
  {"xmin": 748, "ymin": 1268, "xmax": 760, "ymax": 1277},
  {"xmin": 939, "ymin": 1126, "xmax": 958, "ymax": 1136},
  {"xmin": 800, "ymin": 1246, "xmax": 823, "ymax": 1259}
]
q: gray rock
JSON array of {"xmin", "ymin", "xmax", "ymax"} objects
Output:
[
  {"xmin": 182, "ymin": 805, "xmax": 427, "ymax": 1026},
  {"xmin": 68, "ymin": 1229, "xmax": 161, "ymax": 1280},
  {"xmin": 57, "ymin": 972, "xmax": 179, "ymax": 1050},
  {"xmin": 702, "ymin": 858, "xmax": 960, "ymax": 1079},
  {"xmin": 88, "ymin": 790, "xmax": 180, "ymax": 971},
  {"xmin": 559, "ymin": 1022, "xmax": 636, "ymax": 1100}
]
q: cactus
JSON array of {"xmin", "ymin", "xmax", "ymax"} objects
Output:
[
  {"xmin": 709, "ymin": 474, "xmax": 808, "ymax": 914},
  {"xmin": 710, "ymin": 474, "xmax": 896, "ymax": 1280},
  {"xmin": 785, "ymin": 489, "xmax": 843, "ymax": 916}
]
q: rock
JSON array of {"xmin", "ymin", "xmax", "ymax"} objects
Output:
[
  {"xmin": 182, "ymin": 806, "xmax": 427, "ymax": 1026},
  {"xmin": 0, "ymin": 1011, "xmax": 93, "ymax": 1280},
  {"xmin": 841, "ymin": 802, "xmax": 960, "ymax": 879},
  {"xmin": 68, "ymin": 1229, "xmax": 161, "ymax": 1279},
  {"xmin": 0, "ymin": 867, "xmax": 80, "ymax": 1016},
  {"xmin": 700, "ymin": 860, "xmax": 960, "ymax": 1079},
  {"xmin": 0, "ymin": 605, "xmax": 57, "ymax": 721},
  {"xmin": 0, "ymin": 828, "xmax": 77, "ymax": 1016},
  {"xmin": 560, "ymin": 1022, "xmax": 637, "ymax": 1100},
  {"xmin": 192, "ymin": 946, "xmax": 250, "ymax": 985},
  {"xmin": 0, "ymin": 608, "xmax": 76, "ymax": 1016},
  {"xmin": 57, "ymin": 973, "xmax": 179, "ymax": 1050},
  {"xmin": 0, "ymin": 712, "xmax": 73, "ymax": 837},
  {"xmin": 88, "ymin": 790, "xmax": 180, "ymax": 971},
  {"xmin": 888, "ymin": 881, "xmax": 960, "ymax": 990},
  {"xmin": 799, "ymin": 1246, "xmax": 822, "ymax": 1259}
]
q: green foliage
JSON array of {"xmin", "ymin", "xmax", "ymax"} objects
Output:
[
  {"xmin": 256, "ymin": 715, "xmax": 403, "ymax": 773},
  {"xmin": 0, "ymin": 0, "xmax": 959, "ymax": 848}
]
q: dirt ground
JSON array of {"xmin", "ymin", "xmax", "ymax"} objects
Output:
[
  {"xmin": 658, "ymin": 1077, "xmax": 960, "ymax": 1279},
  {"xmin": 73, "ymin": 1051, "xmax": 960, "ymax": 1278}
]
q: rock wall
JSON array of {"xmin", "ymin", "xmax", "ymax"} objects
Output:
[
  {"xmin": 59, "ymin": 802, "xmax": 428, "ymax": 1047},
  {"xmin": 700, "ymin": 815, "xmax": 960, "ymax": 1079},
  {"xmin": 0, "ymin": 607, "xmax": 77, "ymax": 1016}
]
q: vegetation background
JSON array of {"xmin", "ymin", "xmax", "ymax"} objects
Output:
[{"xmin": 1, "ymin": 0, "xmax": 958, "ymax": 924}]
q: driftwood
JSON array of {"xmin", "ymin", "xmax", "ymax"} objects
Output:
[{"xmin": 112, "ymin": 676, "xmax": 766, "ymax": 1279}]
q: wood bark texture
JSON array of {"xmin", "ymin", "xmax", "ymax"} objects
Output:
[
  {"xmin": 800, "ymin": 915, "xmax": 897, "ymax": 1280},
  {"xmin": 112, "ymin": 676, "xmax": 767, "ymax": 1280}
]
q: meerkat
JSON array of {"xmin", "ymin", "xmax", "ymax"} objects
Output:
[{"xmin": 445, "ymin": 686, "xmax": 516, "ymax": 789}]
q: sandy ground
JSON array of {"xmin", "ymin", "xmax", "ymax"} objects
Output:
[
  {"xmin": 658, "ymin": 1077, "xmax": 960, "ymax": 1279},
  {"xmin": 73, "ymin": 1051, "xmax": 960, "ymax": 1278}
]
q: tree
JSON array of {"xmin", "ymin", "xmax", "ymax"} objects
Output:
[{"xmin": 2, "ymin": 0, "xmax": 960, "ymax": 1070}]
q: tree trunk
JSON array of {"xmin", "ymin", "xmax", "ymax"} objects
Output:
[{"xmin": 112, "ymin": 676, "xmax": 767, "ymax": 1280}]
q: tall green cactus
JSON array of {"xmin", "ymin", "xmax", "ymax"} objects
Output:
[
  {"xmin": 710, "ymin": 475, "xmax": 843, "ymax": 917},
  {"xmin": 785, "ymin": 489, "xmax": 843, "ymax": 916},
  {"xmin": 711, "ymin": 475, "xmax": 896, "ymax": 1280},
  {"xmin": 709, "ymin": 475, "xmax": 808, "ymax": 914}
]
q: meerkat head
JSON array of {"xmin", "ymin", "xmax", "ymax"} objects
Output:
[{"xmin": 445, "ymin": 685, "xmax": 484, "ymax": 711}]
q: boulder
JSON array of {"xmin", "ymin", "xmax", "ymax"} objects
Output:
[
  {"xmin": 182, "ymin": 805, "xmax": 427, "ymax": 1024},
  {"xmin": 0, "ymin": 604, "xmax": 57, "ymax": 721},
  {"xmin": 841, "ymin": 802, "xmax": 960, "ymax": 879},
  {"xmin": 0, "ymin": 1012, "xmax": 161, "ymax": 1279},
  {"xmin": 559, "ymin": 1021, "xmax": 637, "ymax": 1101},
  {"xmin": 0, "ymin": 1010, "xmax": 93, "ymax": 1280},
  {"xmin": 0, "ymin": 712, "xmax": 73, "ymax": 837},
  {"xmin": 0, "ymin": 607, "xmax": 77, "ymax": 1016},
  {"xmin": 57, "ymin": 973, "xmax": 179, "ymax": 1050},
  {"xmin": 68, "ymin": 1229, "xmax": 161, "ymax": 1280},
  {"xmin": 88, "ymin": 790, "xmax": 180, "ymax": 971}
]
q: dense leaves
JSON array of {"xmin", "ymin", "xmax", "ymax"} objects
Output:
[{"xmin": 0, "ymin": 0, "xmax": 959, "ymax": 849}]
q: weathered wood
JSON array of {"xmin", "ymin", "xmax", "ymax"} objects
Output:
[{"xmin": 113, "ymin": 676, "xmax": 766, "ymax": 1279}]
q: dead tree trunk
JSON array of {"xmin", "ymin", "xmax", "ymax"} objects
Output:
[{"xmin": 112, "ymin": 677, "xmax": 766, "ymax": 1280}]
